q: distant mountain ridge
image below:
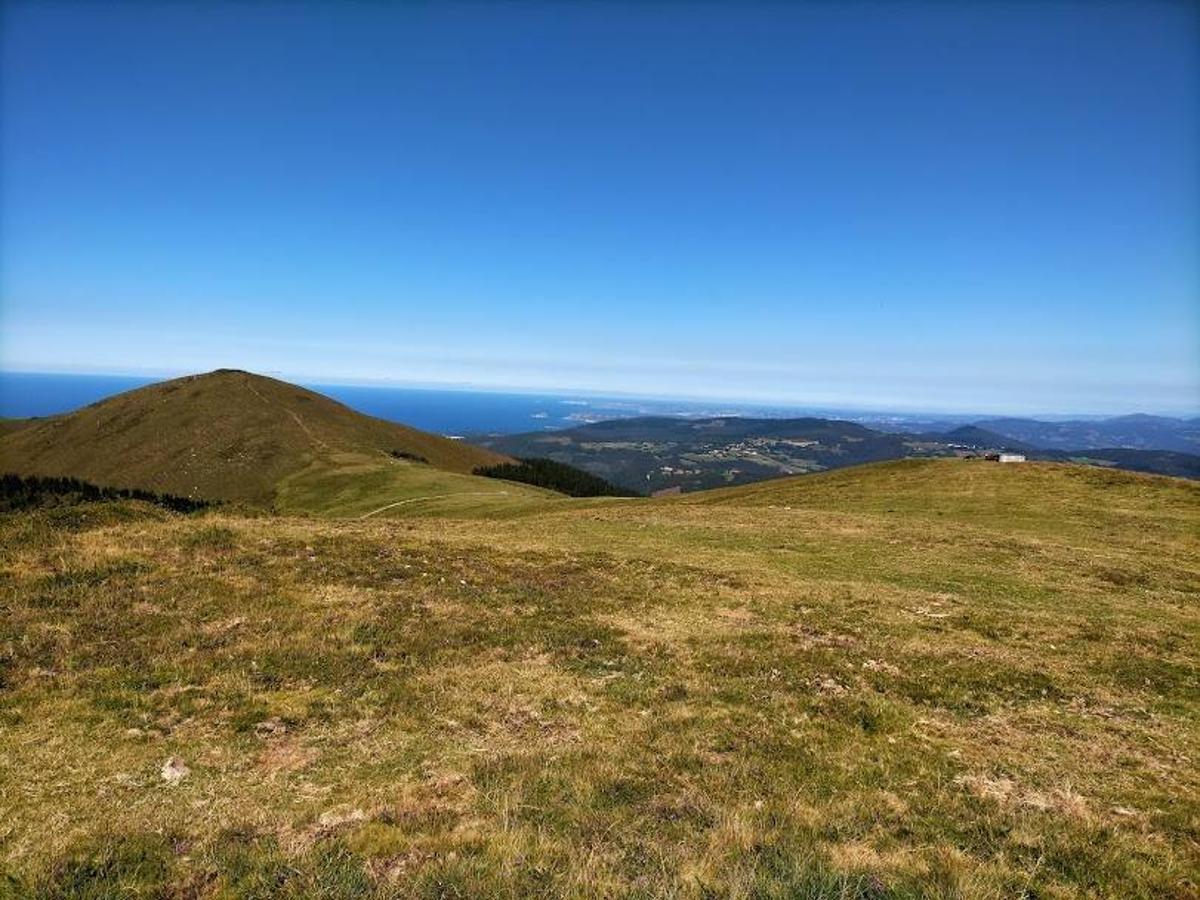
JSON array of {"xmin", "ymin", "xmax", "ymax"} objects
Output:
[
  {"xmin": 3, "ymin": 372, "xmax": 1196, "ymax": 503},
  {"xmin": 481, "ymin": 415, "xmax": 1200, "ymax": 492},
  {"xmin": 969, "ymin": 415, "xmax": 1200, "ymax": 454},
  {"xmin": 935, "ymin": 426, "xmax": 1037, "ymax": 453}
]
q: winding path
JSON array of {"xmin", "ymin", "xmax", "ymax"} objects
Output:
[
  {"xmin": 357, "ymin": 491, "xmax": 510, "ymax": 519},
  {"xmin": 243, "ymin": 377, "xmax": 328, "ymax": 449}
]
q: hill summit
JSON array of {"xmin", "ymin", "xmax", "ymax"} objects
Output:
[{"xmin": 0, "ymin": 369, "xmax": 508, "ymax": 503}]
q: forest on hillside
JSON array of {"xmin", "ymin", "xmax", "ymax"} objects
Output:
[
  {"xmin": 0, "ymin": 474, "xmax": 210, "ymax": 513},
  {"xmin": 474, "ymin": 457, "xmax": 640, "ymax": 497}
]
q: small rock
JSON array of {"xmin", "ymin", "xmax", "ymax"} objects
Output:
[
  {"xmin": 161, "ymin": 757, "xmax": 190, "ymax": 784},
  {"xmin": 816, "ymin": 676, "xmax": 847, "ymax": 696},
  {"xmin": 863, "ymin": 658, "xmax": 901, "ymax": 676},
  {"xmin": 254, "ymin": 717, "xmax": 287, "ymax": 738}
]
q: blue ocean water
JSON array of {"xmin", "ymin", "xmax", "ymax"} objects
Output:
[
  {"xmin": 0, "ymin": 372, "xmax": 158, "ymax": 418},
  {"xmin": 311, "ymin": 383, "xmax": 680, "ymax": 435},
  {"xmin": 0, "ymin": 371, "xmax": 772, "ymax": 435}
]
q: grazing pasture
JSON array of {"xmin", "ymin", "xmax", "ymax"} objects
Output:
[{"xmin": 1, "ymin": 461, "xmax": 1196, "ymax": 897}]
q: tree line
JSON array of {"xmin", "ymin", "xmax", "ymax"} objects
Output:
[
  {"xmin": 390, "ymin": 449, "xmax": 428, "ymax": 463},
  {"xmin": 1, "ymin": 474, "xmax": 211, "ymax": 514},
  {"xmin": 473, "ymin": 457, "xmax": 641, "ymax": 498}
]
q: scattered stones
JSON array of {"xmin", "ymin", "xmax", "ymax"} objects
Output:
[
  {"xmin": 911, "ymin": 606, "xmax": 951, "ymax": 619},
  {"xmin": 254, "ymin": 717, "xmax": 288, "ymax": 738},
  {"xmin": 160, "ymin": 757, "xmax": 190, "ymax": 784},
  {"xmin": 816, "ymin": 676, "xmax": 848, "ymax": 696},
  {"xmin": 862, "ymin": 658, "xmax": 901, "ymax": 676}
]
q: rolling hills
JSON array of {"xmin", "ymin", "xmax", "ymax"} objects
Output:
[
  {"xmin": 480, "ymin": 415, "xmax": 1200, "ymax": 493},
  {"xmin": 1, "ymin": 375, "xmax": 1197, "ymax": 895},
  {"xmin": 1, "ymin": 459, "xmax": 1197, "ymax": 896},
  {"xmin": 975, "ymin": 414, "xmax": 1200, "ymax": 455},
  {"xmin": 0, "ymin": 369, "xmax": 514, "ymax": 506},
  {"xmin": 478, "ymin": 415, "xmax": 951, "ymax": 493}
]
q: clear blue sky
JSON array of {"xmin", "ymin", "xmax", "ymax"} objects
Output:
[{"xmin": 2, "ymin": 1, "xmax": 1197, "ymax": 414}]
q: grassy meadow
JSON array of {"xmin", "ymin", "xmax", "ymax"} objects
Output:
[
  {"xmin": 1, "ymin": 460, "xmax": 1197, "ymax": 898},
  {"xmin": 273, "ymin": 451, "xmax": 560, "ymax": 519}
]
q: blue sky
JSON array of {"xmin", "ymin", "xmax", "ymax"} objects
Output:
[{"xmin": 2, "ymin": 1, "xmax": 1197, "ymax": 414}]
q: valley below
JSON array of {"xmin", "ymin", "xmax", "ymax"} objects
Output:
[{"xmin": 479, "ymin": 416, "xmax": 1200, "ymax": 494}]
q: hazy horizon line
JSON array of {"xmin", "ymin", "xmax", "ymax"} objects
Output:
[{"xmin": 3, "ymin": 366, "xmax": 1197, "ymax": 422}]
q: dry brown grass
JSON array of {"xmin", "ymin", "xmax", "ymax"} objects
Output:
[
  {"xmin": 0, "ymin": 370, "xmax": 510, "ymax": 504},
  {"xmin": 0, "ymin": 460, "xmax": 1197, "ymax": 897}
]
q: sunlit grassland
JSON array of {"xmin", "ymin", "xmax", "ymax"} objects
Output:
[
  {"xmin": 274, "ymin": 451, "xmax": 560, "ymax": 519},
  {"xmin": 0, "ymin": 460, "xmax": 1196, "ymax": 897}
]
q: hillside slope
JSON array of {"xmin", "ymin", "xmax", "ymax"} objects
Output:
[
  {"xmin": 0, "ymin": 370, "xmax": 510, "ymax": 504},
  {"xmin": 1060, "ymin": 447, "xmax": 1200, "ymax": 480},
  {"xmin": 1, "ymin": 459, "xmax": 1196, "ymax": 896}
]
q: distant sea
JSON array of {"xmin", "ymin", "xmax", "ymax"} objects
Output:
[{"xmin": 0, "ymin": 371, "xmax": 801, "ymax": 436}]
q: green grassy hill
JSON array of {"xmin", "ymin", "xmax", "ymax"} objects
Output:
[
  {"xmin": 0, "ymin": 370, "xmax": 512, "ymax": 506},
  {"xmin": 1, "ymin": 459, "xmax": 1196, "ymax": 897},
  {"xmin": 274, "ymin": 450, "xmax": 561, "ymax": 519}
]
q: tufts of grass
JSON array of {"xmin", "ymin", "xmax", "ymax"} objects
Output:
[{"xmin": 0, "ymin": 460, "xmax": 1196, "ymax": 896}]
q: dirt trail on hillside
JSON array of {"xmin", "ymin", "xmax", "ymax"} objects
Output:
[
  {"xmin": 242, "ymin": 378, "xmax": 329, "ymax": 450},
  {"xmin": 358, "ymin": 491, "xmax": 510, "ymax": 519}
]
